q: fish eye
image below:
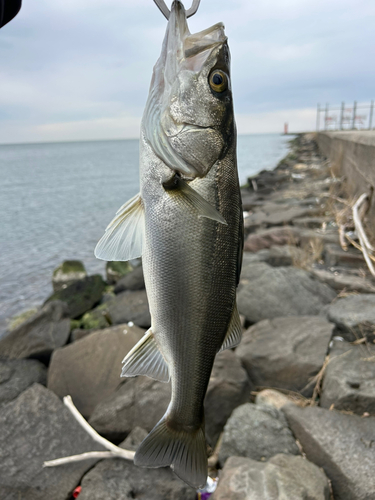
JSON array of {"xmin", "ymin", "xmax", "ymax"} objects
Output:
[{"xmin": 209, "ymin": 70, "xmax": 228, "ymax": 93}]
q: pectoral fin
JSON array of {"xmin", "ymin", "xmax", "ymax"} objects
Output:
[
  {"xmin": 94, "ymin": 193, "xmax": 145, "ymax": 261},
  {"xmin": 219, "ymin": 303, "xmax": 242, "ymax": 352},
  {"xmin": 121, "ymin": 329, "xmax": 170, "ymax": 383},
  {"xmin": 164, "ymin": 176, "xmax": 227, "ymax": 225}
]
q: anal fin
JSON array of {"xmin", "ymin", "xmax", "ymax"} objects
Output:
[
  {"xmin": 219, "ymin": 303, "xmax": 242, "ymax": 352},
  {"xmin": 122, "ymin": 329, "xmax": 170, "ymax": 383}
]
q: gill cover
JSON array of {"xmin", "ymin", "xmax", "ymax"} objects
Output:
[{"xmin": 143, "ymin": 0, "xmax": 230, "ymax": 178}]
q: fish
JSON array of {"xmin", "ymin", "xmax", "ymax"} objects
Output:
[{"xmin": 95, "ymin": 0, "xmax": 243, "ymax": 489}]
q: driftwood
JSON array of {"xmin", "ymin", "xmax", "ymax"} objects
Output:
[
  {"xmin": 43, "ymin": 395, "xmax": 134, "ymax": 467},
  {"xmin": 351, "ymin": 193, "xmax": 375, "ymax": 277}
]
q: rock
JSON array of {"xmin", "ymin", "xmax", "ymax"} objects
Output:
[
  {"xmin": 293, "ymin": 216, "xmax": 331, "ymax": 228},
  {"xmin": 89, "ymin": 376, "xmax": 171, "ymax": 442},
  {"xmin": 45, "ymin": 275, "xmax": 106, "ymax": 319},
  {"xmin": 0, "ymin": 358, "xmax": 47, "ymax": 406},
  {"xmin": 119, "ymin": 427, "xmax": 148, "ymax": 451},
  {"xmin": 237, "ymin": 263, "xmax": 336, "ymax": 324},
  {"xmin": 283, "ymin": 404, "xmax": 375, "ymax": 500},
  {"xmin": 106, "ymin": 261, "xmax": 132, "ymax": 284},
  {"xmin": 205, "ymin": 350, "xmax": 251, "ymax": 447},
  {"xmin": 212, "ymin": 454, "xmax": 330, "ymax": 500},
  {"xmin": 327, "ymin": 294, "xmax": 375, "ymax": 341},
  {"xmin": 48, "ymin": 323, "xmax": 144, "ymax": 417},
  {"xmin": 114, "ymin": 265, "xmax": 145, "ymax": 293},
  {"xmin": 0, "ymin": 384, "xmax": 105, "ymax": 500},
  {"xmin": 106, "ymin": 290, "xmax": 151, "ymax": 328},
  {"xmin": 255, "ymin": 389, "xmax": 293, "ymax": 410},
  {"xmin": 52, "ymin": 260, "xmax": 87, "ymax": 292},
  {"xmin": 320, "ymin": 339, "xmax": 375, "ymax": 415},
  {"xmin": 89, "ymin": 350, "xmax": 250, "ymax": 445},
  {"xmin": 324, "ymin": 244, "xmax": 365, "ymax": 267},
  {"xmin": 79, "ymin": 457, "xmax": 196, "ymax": 500},
  {"xmin": 0, "ymin": 301, "xmax": 70, "ymax": 361},
  {"xmin": 70, "ymin": 328, "xmax": 97, "ymax": 342},
  {"xmin": 236, "ymin": 316, "xmax": 334, "ymax": 396},
  {"xmin": 244, "ymin": 226, "xmax": 299, "ymax": 252},
  {"xmin": 7, "ymin": 308, "xmax": 38, "ymax": 332},
  {"xmin": 80, "ymin": 304, "xmax": 111, "ymax": 330},
  {"xmin": 218, "ymin": 403, "xmax": 300, "ymax": 466},
  {"xmin": 311, "ymin": 268, "xmax": 375, "ymax": 293},
  {"xmin": 244, "ymin": 204, "xmax": 317, "ymax": 232}
]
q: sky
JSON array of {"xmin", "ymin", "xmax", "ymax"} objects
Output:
[{"xmin": 0, "ymin": 0, "xmax": 374, "ymax": 144}]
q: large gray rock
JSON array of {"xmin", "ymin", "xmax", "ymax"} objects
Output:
[
  {"xmin": 45, "ymin": 275, "xmax": 106, "ymax": 319},
  {"xmin": 89, "ymin": 376, "xmax": 171, "ymax": 442},
  {"xmin": 311, "ymin": 268, "xmax": 375, "ymax": 293},
  {"xmin": 52, "ymin": 260, "xmax": 87, "ymax": 292},
  {"xmin": 244, "ymin": 226, "xmax": 299, "ymax": 252},
  {"xmin": 219, "ymin": 403, "xmax": 300, "ymax": 466},
  {"xmin": 244, "ymin": 203, "xmax": 316, "ymax": 231},
  {"xmin": 119, "ymin": 427, "xmax": 148, "ymax": 451},
  {"xmin": 79, "ymin": 457, "xmax": 196, "ymax": 500},
  {"xmin": 283, "ymin": 404, "xmax": 375, "ymax": 500},
  {"xmin": 237, "ymin": 263, "xmax": 336, "ymax": 323},
  {"xmin": 321, "ymin": 339, "xmax": 375, "ymax": 414},
  {"xmin": 213, "ymin": 454, "xmax": 330, "ymax": 500},
  {"xmin": 89, "ymin": 350, "xmax": 250, "ymax": 445},
  {"xmin": 107, "ymin": 290, "xmax": 151, "ymax": 328},
  {"xmin": 328, "ymin": 294, "xmax": 375, "ymax": 340},
  {"xmin": 0, "ymin": 384, "xmax": 105, "ymax": 500},
  {"xmin": 48, "ymin": 323, "xmax": 144, "ymax": 417},
  {"xmin": 114, "ymin": 265, "xmax": 145, "ymax": 293},
  {"xmin": 204, "ymin": 350, "xmax": 251, "ymax": 447},
  {"xmin": 0, "ymin": 301, "xmax": 70, "ymax": 361},
  {"xmin": 236, "ymin": 316, "xmax": 334, "ymax": 396},
  {"xmin": 0, "ymin": 358, "xmax": 47, "ymax": 406}
]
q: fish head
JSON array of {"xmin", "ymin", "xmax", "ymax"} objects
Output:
[{"xmin": 143, "ymin": 0, "xmax": 234, "ymax": 178}]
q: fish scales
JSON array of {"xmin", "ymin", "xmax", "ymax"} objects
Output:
[{"xmin": 95, "ymin": 0, "xmax": 243, "ymax": 489}]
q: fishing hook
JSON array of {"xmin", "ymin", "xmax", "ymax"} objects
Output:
[{"xmin": 153, "ymin": 0, "xmax": 201, "ymax": 20}]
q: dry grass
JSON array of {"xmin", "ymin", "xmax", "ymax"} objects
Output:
[{"xmin": 290, "ymin": 237, "xmax": 325, "ymax": 270}]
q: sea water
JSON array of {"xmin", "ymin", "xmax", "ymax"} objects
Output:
[{"xmin": 0, "ymin": 133, "xmax": 290, "ymax": 331}]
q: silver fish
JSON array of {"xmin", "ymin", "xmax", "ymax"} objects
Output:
[{"xmin": 95, "ymin": 0, "xmax": 243, "ymax": 489}]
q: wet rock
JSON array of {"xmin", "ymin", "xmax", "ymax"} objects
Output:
[
  {"xmin": 236, "ymin": 316, "xmax": 333, "ymax": 396},
  {"xmin": 283, "ymin": 404, "xmax": 375, "ymax": 500},
  {"xmin": 48, "ymin": 323, "xmax": 144, "ymax": 417},
  {"xmin": 0, "ymin": 358, "xmax": 47, "ymax": 406},
  {"xmin": 205, "ymin": 350, "xmax": 251, "ymax": 447},
  {"xmin": 52, "ymin": 260, "xmax": 87, "ymax": 292},
  {"xmin": 237, "ymin": 263, "xmax": 336, "ymax": 324},
  {"xmin": 7, "ymin": 308, "xmax": 38, "ymax": 332},
  {"xmin": 120, "ymin": 427, "xmax": 148, "ymax": 451},
  {"xmin": 327, "ymin": 294, "xmax": 375, "ymax": 341},
  {"xmin": 213, "ymin": 454, "xmax": 330, "ymax": 500},
  {"xmin": 311, "ymin": 268, "xmax": 375, "ymax": 293},
  {"xmin": 106, "ymin": 290, "xmax": 151, "ymax": 328},
  {"xmin": 244, "ymin": 226, "xmax": 299, "ymax": 252},
  {"xmin": 0, "ymin": 301, "xmax": 70, "ymax": 361},
  {"xmin": 106, "ymin": 261, "xmax": 132, "ymax": 285},
  {"xmin": 70, "ymin": 328, "xmax": 97, "ymax": 342},
  {"xmin": 89, "ymin": 376, "xmax": 171, "ymax": 442},
  {"xmin": 80, "ymin": 304, "xmax": 111, "ymax": 330},
  {"xmin": 114, "ymin": 265, "xmax": 145, "ymax": 293},
  {"xmin": 324, "ymin": 243, "xmax": 365, "ymax": 267},
  {"xmin": 321, "ymin": 339, "xmax": 375, "ymax": 415},
  {"xmin": 218, "ymin": 403, "xmax": 300, "ymax": 466},
  {"xmin": 45, "ymin": 275, "xmax": 106, "ymax": 319},
  {"xmin": 0, "ymin": 384, "xmax": 105, "ymax": 500},
  {"xmin": 79, "ymin": 457, "xmax": 196, "ymax": 500}
]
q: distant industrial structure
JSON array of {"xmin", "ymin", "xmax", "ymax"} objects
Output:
[{"xmin": 316, "ymin": 101, "xmax": 374, "ymax": 131}]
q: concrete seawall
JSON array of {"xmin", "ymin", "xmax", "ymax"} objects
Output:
[{"xmin": 317, "ymin": 131, "xmax": 375, "ymax": 233}]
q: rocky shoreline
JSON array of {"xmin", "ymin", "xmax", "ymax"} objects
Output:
[{"xmin": 1, "ymin": 133, "xmax": 375, "ymax": 499}]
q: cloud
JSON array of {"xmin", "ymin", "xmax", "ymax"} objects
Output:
[{"xmin": 0, "ymin": 0, "xmax": 374, "ymax": 143}]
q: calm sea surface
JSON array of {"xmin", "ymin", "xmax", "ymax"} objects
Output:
[{"xmin": 0, "ymin": 134, "xmax": 290, "ymax": 331}]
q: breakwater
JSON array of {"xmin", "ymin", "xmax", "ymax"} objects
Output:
[{"xmin": 1, "ymin": 134, "xmax": 375, "ymax": 499}]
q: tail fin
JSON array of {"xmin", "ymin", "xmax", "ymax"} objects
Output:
[{"xmin": 134, "ymin": 414, "xmax": 207, "ymax": 489}]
